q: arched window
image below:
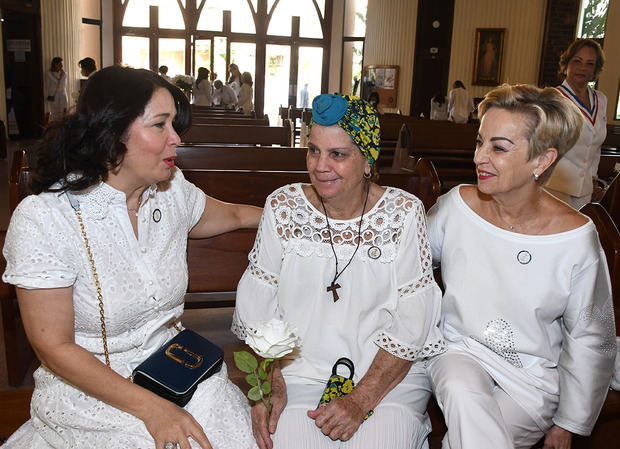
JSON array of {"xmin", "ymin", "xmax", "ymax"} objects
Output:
[{"xmin": 114, "ymin": 0, "xmax": 332, "ymax": 119}]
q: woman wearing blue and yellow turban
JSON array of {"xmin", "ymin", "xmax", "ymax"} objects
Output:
[{"xmin": 233, "ymin": 94, "xmax": 445, "ymax": 449}]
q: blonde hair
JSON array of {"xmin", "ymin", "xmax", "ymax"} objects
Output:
[
  {"xmin": 478, "ymin": 84, "xmax": 584, "ymax": 182},
  {"xmin": 241, "ymin": 71, "xmax": 253, "ymax": 86}
]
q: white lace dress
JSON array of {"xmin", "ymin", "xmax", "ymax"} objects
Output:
[
  {"xmin": 2, "ymin": 169, "xmax": 257, "ymax": 449},
  {"xmin": 232, "ymin": 184, "xmax": 445, "ymax": 449}
]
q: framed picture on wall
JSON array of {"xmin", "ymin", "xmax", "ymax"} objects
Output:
[{"xmin": 472, "ymin": 28, "xmax": 505, "ymax": 86}]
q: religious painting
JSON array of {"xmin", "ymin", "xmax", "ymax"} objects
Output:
[{"xmin": 472, "ymin": 28, "xmax": 505, "ymax": 86}]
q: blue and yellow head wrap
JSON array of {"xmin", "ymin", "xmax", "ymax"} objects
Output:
[{"xmin": 310, "ymin": 94, "xmax": 381, "ymax": 165}]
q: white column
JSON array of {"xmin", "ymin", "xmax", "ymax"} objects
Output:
[{"xmin": 41, "ymin": 0, "xmax": 82, "ymax": 114}]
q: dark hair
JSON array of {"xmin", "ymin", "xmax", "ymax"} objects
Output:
[
  {"xmin": 158, "ymin": 65, "xmax": 168, "ymax": 75},
  {"xmin": 214, "ymin": 79, "xmax": 223, "ymax": 89},
  {"xmin": 368, "ymin": 91, "xmax": 380, "ymax": 104},
  {"xmin": 453, "ymin": 80, "xmax": 465, "ymax": 89},
  {"xmin": 196, "ymin": 67, "xmax": 210, "ymax": 84},
  {"xmin": 558, "ymin": 38, "xmax": 605, "ymax": 82},
  {"xmin": 50, "ymin": 57, "xmax": 63, "ymax": 71},
  {"xmin": 78, "ymin": 57, "xmax": 97, "ymax": 74},
  {"xmin": 432, "ymin": 92, "xmax": 446, "ymax": 104},
  {"xmin": 31, "ymin": 65, "xmax": 191, "ymax": 193}
]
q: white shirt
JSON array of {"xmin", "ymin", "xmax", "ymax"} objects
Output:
[
  {"xmin": 237, "ymin": 83, "xmax": 253, "ymax": 114},
  {"xmin": 427, "ymin": 186, "xmax": 616, "ymax": 435},
  {"xmin": 545, "ymin": 80, "xmax": 608, "ymax": 202},
  {"xmin": 193, "ymin": 79, "xmax": 213, "ymax": 106},
  {"xmin": 448, "ymin": 87, "xmax": 473, "ymax": 124},
  {"xmin": 233, "ymin": 184, "xmax": 445, "ymax": 384}
]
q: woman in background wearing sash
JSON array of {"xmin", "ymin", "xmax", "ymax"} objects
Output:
[{"xmin": 544, "ymin": 38, "xmax": 607, "ymax": 210}]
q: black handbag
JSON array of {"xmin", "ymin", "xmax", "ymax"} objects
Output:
[
  {"xmin": 67, "ymin": 191, "xmax": 224, "ymax": 408},
  {"xmin": 132, "ymin": 329, "xmax": 224, "ymax": 407}
]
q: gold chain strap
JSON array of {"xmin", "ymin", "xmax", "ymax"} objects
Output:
[{"xmin": 73, "ymin": 209, "xmax": 111, "ymax": 369}]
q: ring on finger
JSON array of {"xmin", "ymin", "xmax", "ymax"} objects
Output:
[{"xmin": 164, "ymin": 442, "xmax": 177, "ymax": 449}]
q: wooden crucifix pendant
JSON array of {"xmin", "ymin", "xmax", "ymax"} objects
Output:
[{"xmin": 326, "ymin": 282, "xmax": 341, "ymax": 302}]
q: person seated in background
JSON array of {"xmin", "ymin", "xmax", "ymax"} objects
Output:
[
  {"xmin": 193, "ymin": 66, "xmax": 213, "ymax": 106},
  {"xmin": 430, "ymin": 92, "xmax": 448, "ymax": 120},
  {"xmin": 367, "ymin": 91, "xmax": 384, "ymax": 114},
  {"xmin": 213, "ymin": 79, "xmax": 237, "ymax": 109},
  {"xmin": 426, "ymin": 83, "xmax": 615, "ymax": 449},
  {"xmin": 447, "ymin": 80, "xmax": 474, "ymax": 124},
  {"xmin": 2, "ymin": 65, "xmax": 261, "ymax": 449},
  {"xmin": 233, "ymin": 94, "xmax": 445, "ymax": 449},
  {"xmin": 158, "ymin": 65, "xmax": 172, "ymax": 82},
  {"xmin": 78, "ymin": 57, "xmax": 97, "ymax": 78},
  {"xmin": 237, "ymin": 71, "xmax": 254, "ymax": 115}
]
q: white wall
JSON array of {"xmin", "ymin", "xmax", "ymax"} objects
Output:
[
  {"xmin": 364, "ymin": 0, "xmax": 418, "ymax": 113},
  {"xmin": 449, "ymin": 0, "xmax": 547, "ymax": 99}
]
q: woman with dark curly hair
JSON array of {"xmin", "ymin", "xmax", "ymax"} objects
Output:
[
  {"xmin": 544, "ymin": 38, "xmax": 607, "ymax": 209},
  {"xmin": 2, "ymin": 66, "xmax": 260, "ymax": 449}
]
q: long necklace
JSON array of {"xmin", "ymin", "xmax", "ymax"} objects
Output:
[{"xmin": 320, "ymin": 184, "xmax": 370, "ymax": 302}]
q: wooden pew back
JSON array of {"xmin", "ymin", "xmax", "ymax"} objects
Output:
[
  {"xmin": 181, "ymin": 120, "xmax": 293, "ymax": 146},
  {"xmin": 191, "ymin": 116, "xmax": 269, "ymax": 126},
  {"xmin": 176, "ymin": 145, "xmax": 307, "ymax": 171}
]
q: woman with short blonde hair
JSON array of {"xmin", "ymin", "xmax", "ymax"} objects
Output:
[{"xmin": 427, "ymin": 83, "xmax": 615, "ymax": 449}]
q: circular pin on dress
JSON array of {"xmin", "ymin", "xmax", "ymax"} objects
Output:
[
  {"xmin": 368, "ymin": 246, "xmax": 381, "ymax": 259},
  {"xmin": 152, "ymin": 208, "xmax": 161, "ymax": 223},
  {"xmin": 516, "ymin": 250, "xmax": 531, "ymax": 265}
]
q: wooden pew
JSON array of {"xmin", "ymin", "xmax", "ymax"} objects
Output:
[
  {"xmin": 191, "ymin": 116, "xmax": 269, "ymax": 126},
  {"xmin": 181, "ymin": 120, "xmax": 293, "ymax": 146},
  {"xmin": 191, "ymin": 105, "xmax": 245, "ymax": 115},
  {"xmin": 602, "ymin": 125, "xmax": 620, "ymax": 152},
  {"xmin": 175, "ymin": 145, "xmax": 307, "ymax": 171},
  {"xmin": 2, "ymin": 151, "xmax": 35, "ymax": 386}
]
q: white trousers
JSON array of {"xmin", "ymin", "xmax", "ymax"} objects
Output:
[
  {"xmin": 272, "ymin": 371, "xmax": 432, "ymax": 449},
  {"xmin": 427, "ymin": 352, "xmax": 545, "ymax": 449}
]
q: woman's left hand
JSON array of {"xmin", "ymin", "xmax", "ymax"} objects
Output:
[
  {"xmin": 306, "ymin": 392, "xmax": 368, "ymax": 441},
  {"xmin": 542, "ymin": 425, "xmax": 572, "ymax": 449}
]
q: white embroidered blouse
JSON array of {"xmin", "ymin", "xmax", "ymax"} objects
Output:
[
  {"xmin": 232, "ymin": 184, "xmax": 445, "ymax": 384},
  {"xmin": 427, "ymin": 186, "xmax": 616, "ymax": 435}
]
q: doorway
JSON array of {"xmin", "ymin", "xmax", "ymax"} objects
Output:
[{"xmin": 2, "ymin": 8, "xmax": 44, "ymax": 139}]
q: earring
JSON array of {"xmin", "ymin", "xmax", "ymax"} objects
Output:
[
  {"xmin": 533, "ymin": 172, "xmax": 540, "ymax": 181},
  {"xmin": 363, "ymin": 172, "xmax": 371, "ymax": 179}
]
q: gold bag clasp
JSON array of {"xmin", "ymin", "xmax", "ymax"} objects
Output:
[{"xmin": 165, "ymin": 343, "xmax": 204, "ymax": 369}]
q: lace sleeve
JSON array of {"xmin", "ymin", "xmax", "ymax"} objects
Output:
[
  {"xmin": 232, "ymin": 195, "xmax": 284, "ymax": 340},
  {"xmin": 374, "ymin": 196, "xmax": 445, "ymax": 361}
]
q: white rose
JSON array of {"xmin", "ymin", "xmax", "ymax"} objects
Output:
[{"xmin": 245, "ymin": 319, "xmax": 299, "ymax": 359}]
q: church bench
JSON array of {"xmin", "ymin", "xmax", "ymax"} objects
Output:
[
  {"xmin": 181, "ymin": 120, "xmax": 293, "ymax": 146},
  {"xmin": 191, "ymin": 105, "xmax": 245, "ymax": 115},
  {"xmin": 175, "ymin": 145, "xmax": 307, "ymax": 171},
  {"xmin": 191, "ymin": 116, "xmax": 270, "ymax": 126}
]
